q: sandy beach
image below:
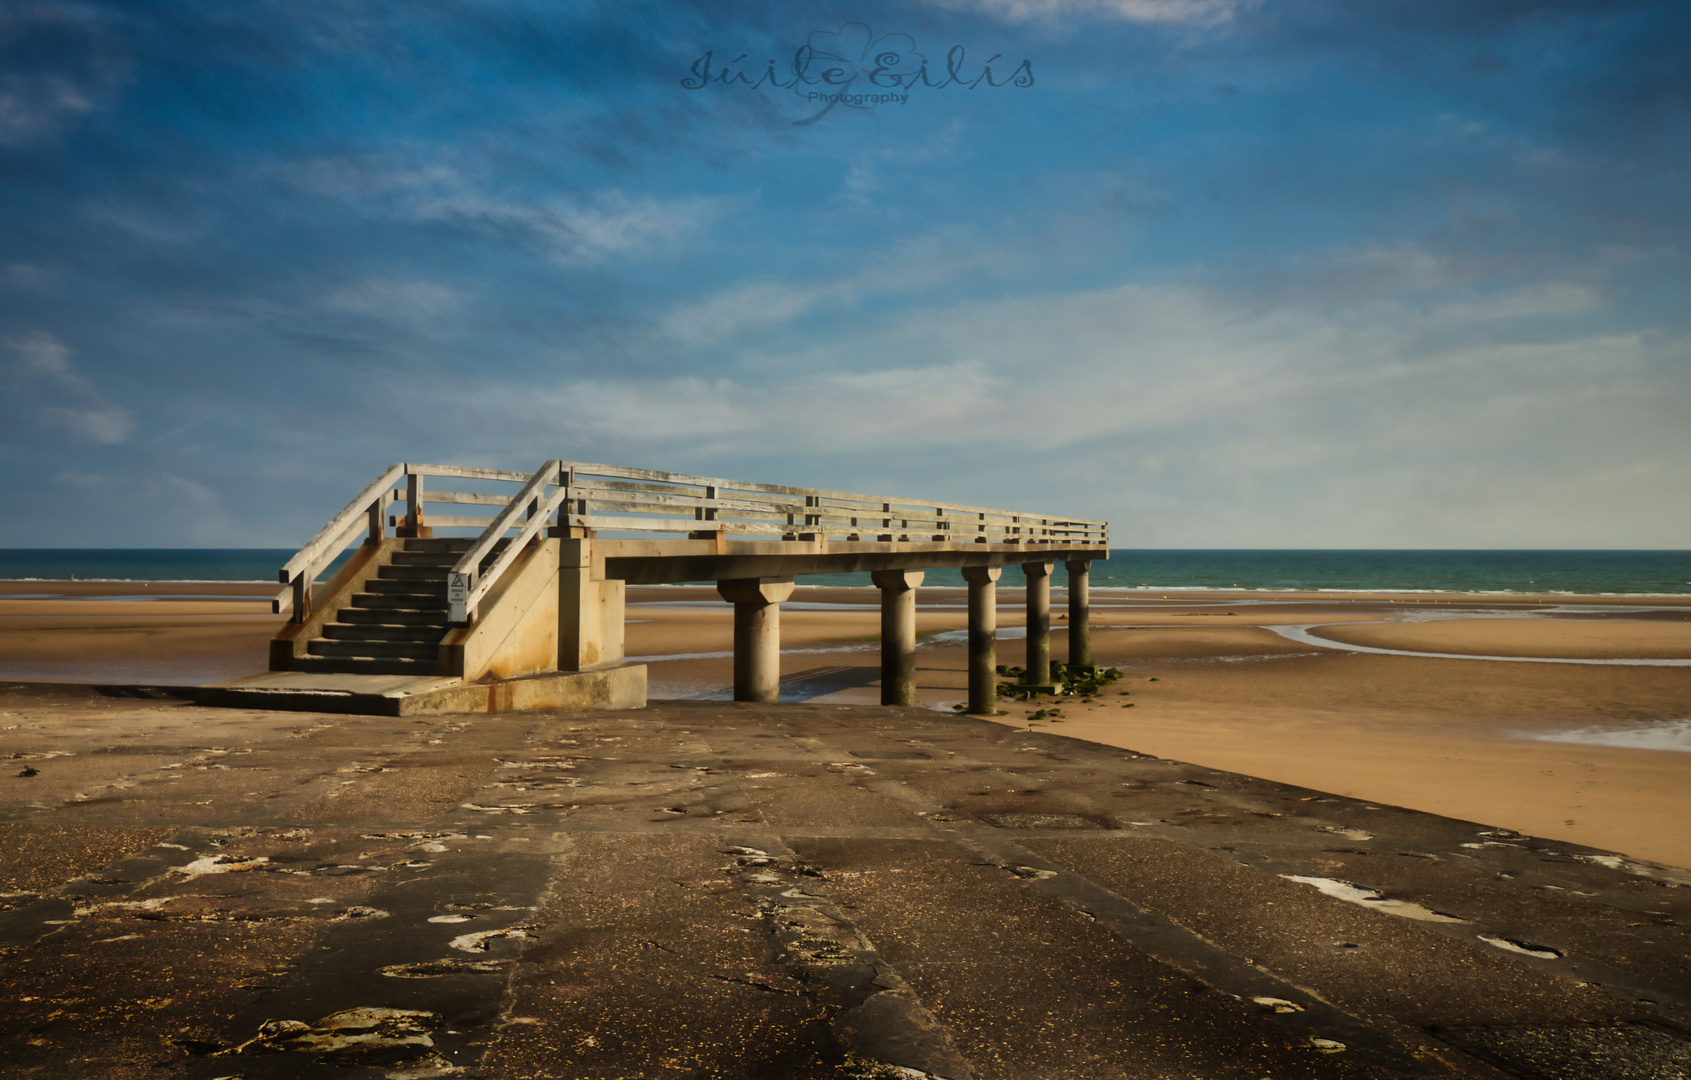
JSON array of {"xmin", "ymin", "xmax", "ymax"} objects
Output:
[{"xmin": 3, "ymin": 580, "xmax": 1689, "ymax": 870}]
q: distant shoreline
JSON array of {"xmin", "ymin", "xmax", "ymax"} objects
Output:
[
  {"xmin": 3, "ymin": 547, "xmax": 1686, "ymax": 595},
  {"xmin": 6, "ymin": 580, "xmax": 1691, "ymax": 602}
]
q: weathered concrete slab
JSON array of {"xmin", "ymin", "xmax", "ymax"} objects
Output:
[
  {"xmin": 196, "ymin": 665, "xmax": 647, "ymax": 716},
  {"xmin": 1, "ymin": 683, "xmax": 1687, "ymax": 1079}
]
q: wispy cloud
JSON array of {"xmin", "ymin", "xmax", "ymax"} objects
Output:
[
  {"xmin": 319, "ymin": 278, "xmax": 465, "ymax": 320},
  {"xmin": 53, "ymin": 469, "xmax": 238, "ymax": 545},
  {"xmin": 397, "ymin": 264, "xmax": 1690, "ymax": 545},
  {"xmin": 411, "ymin": 189, "xmax": 734, "ymax": 265},
  {"xmin": 659, "ymin": 282, "xmax": 842, "ymax": 346},
  {"xmin": 261, "ymin": 153, "xmax": 737, "ymax": 265},
  {"xmin": 0, "ymin": 5, "xmax": 124, "ymax": 146},
  {"xmin": 257, "ymin": 153, "xmax": 459, "ymax": 200},
  {"xmin": 656, "ymin": 224, "xmax": 1028, "ymax": 348},
  {"xmin": 0, "ymin": 70, "xmax": 94, "ymax": 145},
  {"xmin": 931, "ymin": 0, "xmax": 1254, "ymax": 26},
  {"xmin": 4, "ymin": 331, "xmax": 134, "ymax": 444}
]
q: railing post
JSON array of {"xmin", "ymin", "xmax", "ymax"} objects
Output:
[
  {"xmin": 871, "ymin": 569, "xmax": 923, "ymax": 706},
  {"xmin": 962, "ymin": 566, "xmax": 1000, "ymax": 714},
  {"xmin": 397, "ymin": 470, "xmax": 433, "ymax": 539},
  {"xmin": 366, "ymin": 497, "xmax": 385, "ymax": 545},
  {"xmin": 291, "ymin": 575, "xmax": 309, "ymax": 624}
]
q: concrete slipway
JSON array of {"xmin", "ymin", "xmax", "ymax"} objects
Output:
[{"xmin": 1, "ymin": 682, "xmax": 1688, "ymax": 1079}]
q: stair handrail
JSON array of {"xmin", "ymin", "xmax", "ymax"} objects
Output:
[
  {"xmin": 447, "ymin": 460, "xmax": 568, "ymax": 624},
  {"xmin": 274, "ymin": 462, "xmax": 406, "ymax": 617}
]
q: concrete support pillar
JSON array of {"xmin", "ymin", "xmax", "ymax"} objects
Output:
[
  {"xmin": 1023, "ymin": 561, "xmax": 1054, "ymax": 688},
  {"xmin": 717, "ymin": 577, "xmax": 796, "ymax": 703},
  {"xmin": 871, "ymin": 570, "xmax": 924, "ymax": 706},
  {"xmin": 558, "ymin": 539, "xmax": 624, "ymax": 671},
  {"xmin": 962, "ymin": 566, "xmax": 1001, "ymax": 714},
  {"xmin": 1066, "ymin": 559, "xmax": 1092, "ymax": 669}
]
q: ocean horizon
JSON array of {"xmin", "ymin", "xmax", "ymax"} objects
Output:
[{"xmin": 1, "ymin": 548, "xmax": 1687, "ymax": 596}]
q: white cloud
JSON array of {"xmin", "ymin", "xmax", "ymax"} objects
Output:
[
  {"xmin": 1423, "ymin": 282, "xmax": 1600, "ymax": 325},
  {"xmin": 399, "ymin": 262, "xmax": 1691, "ymax": 546},
  {"xmin": 259, "ymin": 153, "xmax": 458, "ymax": 199},
  {"xmin": 931, "ymin": 0, "xmax": 1253, "ymax": 25},
  {"xmin": 659, "ymin": 282, "xmax": 844, "ymax": 346},
  {"xmin": 5, "ymin": 331, "xmax": 134, "ymax": 444},
  {"xmin": 320, "ymin": 278, "xmax": 464, "ymax": 319},
  {"xmin": 413, "ymin": 188, "xmax": 732, "ymax": 264},
  {"xmin": 258, "ymin": 152, "xmax": 736, "ymax": 266},
  {"xmin": 52, "ymin": 470, "xmax": 239, "ymax": 545},
  {"xmin": 83, "ymin": 202, "xmax": 200, "ymax": 244},
  {"xmin": 0, "ymin": 71, "xmax": 94, "ymax": 146},
  {"xmin": 0, "ymin": 7, "xmax": 125, "ymax": 147},
  {"xmin": 1, "ymin": 262, "xmax": 60, "ymax": 289},
  {"xmin": 440, "ymin": 359, "xmax": 1001, "ymax": 458},
  {"xmin": 655, "ymin": 224, "xmax": 1019, "ymax": 348}
]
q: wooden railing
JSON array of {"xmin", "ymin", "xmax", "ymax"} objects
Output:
[
  {"xmin": 272, "ymin": 462, "xmax": 533, "ymax": 618},
  {"xmin": 276, "ymin": 460, "xmax": 1109, "ymax": 623},
  {"xmin": 554, "ymin": 460, "xmax": 1109, "ymax": 547}
]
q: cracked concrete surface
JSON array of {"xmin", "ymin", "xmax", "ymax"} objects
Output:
[{"xmin": 1, "ymin": 681, "xmax": 1689, "ymax": 1079}]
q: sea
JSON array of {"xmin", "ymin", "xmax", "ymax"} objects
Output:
[{"xmin": 1, "ymin": 549, "xmax": 1687, "ymax": 595}]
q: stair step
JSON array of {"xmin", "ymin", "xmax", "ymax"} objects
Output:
[
  {"xmin": 290, "ymin": 655, "xmax": 443, "ymax": 677},
  {"xmin": 287, "ymin": 542, "xmax": 474, "ymax": 676},
  {"xmin": 377, "ymin": 564, "xmax": 451, "ymax": 581},
  {"xmin": 350, "ymin": 601, "xmax": 449, "ymax": 615},
  {"xmin": 337, "ymin": 608, "xmax": 452, "ymax": 628},
  {"xmin": 322, "ymin": 623, "xmax": 446, "ymax": 644},
  {"xmin": 402, "ymin": 538, "xmax": 474, "ymax": 553},
  {"xmin": 389, "ymin": 551, "xmax": 462, "ymax": 568},
  {"xmin": 364, "ymin": 578, "xmax": 447, "ymax": 596},
  {"xmin": 308, "ymin": 639, "xmax": 439, "ymax": 661}
]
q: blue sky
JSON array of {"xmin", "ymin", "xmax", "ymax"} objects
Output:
[{"xmin": 2, "ymin": 0, "xmax": 1687, "ymax": 548}]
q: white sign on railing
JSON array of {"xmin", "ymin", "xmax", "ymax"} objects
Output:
[{"xmin": 447, "ymin": 572, "xmax": 470, "ymax": 624}]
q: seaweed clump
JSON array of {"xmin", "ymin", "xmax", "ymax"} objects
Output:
[{"xmin": 993, "ymin": 661, "xmax": 1123, "ymax": 702}]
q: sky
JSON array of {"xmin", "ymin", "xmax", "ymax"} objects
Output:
[{"xmin": 1, "ymin": 0, "xmax": 1688, "ymax": 549}]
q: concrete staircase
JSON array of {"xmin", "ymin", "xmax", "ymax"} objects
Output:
[{"xmin": 293, "ymin": 538, "xmax": 472, "ymax": 676}]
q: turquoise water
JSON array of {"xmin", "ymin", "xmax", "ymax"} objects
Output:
[
  {"xmin": 791, "ymin": 550, "xmax": 1691, "ymax": 595},
  {"xmin": 0, "ymin": 549, "xmax": 332, "ymax": 584},
  {"xmin": 1, "ymin": 549, "xmax": 1686, "ymax": 595}
]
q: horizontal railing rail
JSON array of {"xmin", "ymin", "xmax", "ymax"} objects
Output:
[
  {"xmin": 553, "ymin": 460, "xmax": 1109, "ymax": 545},
  {"xmin": 275, "ymin": 459, "xmax": 1109, "ymax": 624}
]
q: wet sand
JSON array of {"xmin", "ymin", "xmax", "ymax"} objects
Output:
[{"xmin": 4, "ymin": 580, "xmax": 1690, "ymax": 869}]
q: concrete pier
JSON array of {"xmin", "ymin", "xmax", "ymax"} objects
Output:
[
  {"xmin": 264, "ymin": 460, "xmax": 1108, "ymax": 714},
  {"xmin": 871, "ymin": 570, "xmax": 924, "ymax": 706},
  {"xmin": 1067, "ymin": 558, "xmax": 1092, "ymax": 669},
  {"xmin": 717, "ymin": 577, "xmax": 795, "ymax": 702},
  {"xmin": 1022, "ymin": 561, "xmax": 1054, "ymax": 689},
  {"xmin": 963, "ymin": 565, "xmax": 1001, "ymax": 714}
]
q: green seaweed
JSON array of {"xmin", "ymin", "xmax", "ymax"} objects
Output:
[{"xmin": 994, "ymin": 661, "xmax": 1124, "ymax": 702}]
